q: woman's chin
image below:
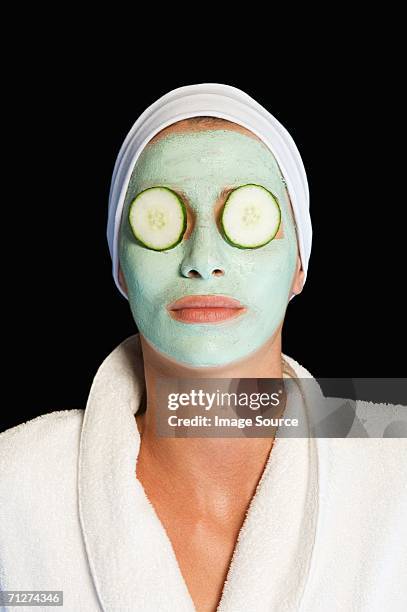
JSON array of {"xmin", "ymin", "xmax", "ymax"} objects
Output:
[{"xmin": 139, "ymin": 330, "xmax": 277, "ymax": 371}]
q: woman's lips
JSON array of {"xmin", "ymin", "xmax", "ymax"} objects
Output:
[{"xmin": 167, "ymin": 295, "xmax": 247, "ymax": 324}]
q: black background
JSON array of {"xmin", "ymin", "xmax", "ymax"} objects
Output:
[{"xmin": 2, "ymin": 34, "xmax": 405, "ymax": 432}]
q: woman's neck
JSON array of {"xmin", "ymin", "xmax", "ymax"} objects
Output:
[{"xmin": 135, "ymin": 328, "xmax": 284, "ymax": 516}]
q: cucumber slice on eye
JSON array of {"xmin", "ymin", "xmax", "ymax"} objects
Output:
[
  {"xmin": 128, "ymin": 186, "xmax": 187, "ymax": 251},
  {"xmin": 221, "ymin": 184, "xmax": 281, "ymax": 248}
]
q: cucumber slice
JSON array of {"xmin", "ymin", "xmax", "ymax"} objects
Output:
[
  {"xmin": 221, "ymin": 184, "xmax": 281, "ymax": 249},
  {"xmin": 128, "ymin": 186, "xmax": 187, "ymax": 251}
]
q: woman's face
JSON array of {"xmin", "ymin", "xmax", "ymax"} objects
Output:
[{"xmin": 119, "ymin": 126, "xmax": 299, "ymax": 367}]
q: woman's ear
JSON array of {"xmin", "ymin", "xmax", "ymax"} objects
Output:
[
  {"xmin": 291, "ymin": 255, "xmax": 305, "ymax": 295},
  {"xmin": 118, "ymin": 265, "xmax": 129, "ymax": 297}
]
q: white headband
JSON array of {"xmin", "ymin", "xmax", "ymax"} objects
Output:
[{"xmin": 107, "ymin": 83, "xmax": 312, "ymax": 298}]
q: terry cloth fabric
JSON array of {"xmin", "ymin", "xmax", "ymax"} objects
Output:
[
  {"xmin": 107, "ymin": 83, "xmax": 312, "ymax": 299},
  {"xmin": 1, "ymin": 335, "xmax": 406, "ymax": 611}
]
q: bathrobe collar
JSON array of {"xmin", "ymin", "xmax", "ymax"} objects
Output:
[{"xmin": 78, "ymin": 334, "xmax": 322, "ymax": 612}]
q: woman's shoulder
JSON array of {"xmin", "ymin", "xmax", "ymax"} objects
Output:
[
  {"xmin": 0, "ymin": 409, "xmax": 84, "ymax": 479},
  {"xmin": 0, "ymin": 410, "xmax": 85, "ymax": 565}
]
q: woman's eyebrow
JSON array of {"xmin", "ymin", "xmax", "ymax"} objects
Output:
[
  {"xmin": 166, "ymin": 186, "xmax": 235, "ymax": 203},
  {"xmin": 220, "ymin": 186, "xmax": 235, "ymax": 199},
  {"xmin": 162, "ymin": 186, "xmax": 189, "ymax": 200}
]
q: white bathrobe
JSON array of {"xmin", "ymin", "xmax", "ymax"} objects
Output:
[{"xmin": 0, "ymin": 334, "xmax": 406, "ymax": 612}]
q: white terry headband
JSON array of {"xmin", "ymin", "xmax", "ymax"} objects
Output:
[{"xmin": 107, "ymin": 83, "xmax": 312, "ymax": 299}]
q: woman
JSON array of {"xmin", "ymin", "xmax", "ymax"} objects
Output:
[{"xmin": 1, "ymin": 84, "xmax": 406, "ymax": 612}]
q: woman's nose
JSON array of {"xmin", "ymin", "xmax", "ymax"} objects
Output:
[{"xmin": 180, "ymin": 226, "xmax": 225, "ymax": 280}]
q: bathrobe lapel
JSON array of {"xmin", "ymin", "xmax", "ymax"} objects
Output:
[{"xmin": 78, "ymin": 334, "xmax": 321, "ymax": 612}]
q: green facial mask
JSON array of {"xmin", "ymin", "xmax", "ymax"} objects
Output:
[{"xmin": 119, "ymin": 129, "xmax": 298, "ymax": 367}]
